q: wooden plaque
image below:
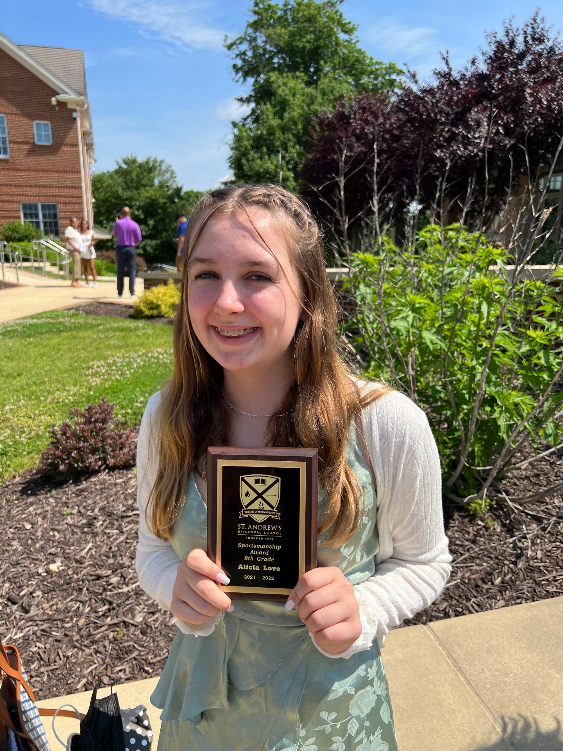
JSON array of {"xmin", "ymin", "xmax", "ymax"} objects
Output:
[{"xmin": 207, "ymin": 447, "xmax": 318, "ymax": 601}]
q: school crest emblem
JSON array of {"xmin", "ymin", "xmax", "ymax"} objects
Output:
[{"xmin": 239, "ymin": 474, "xmax": 281, "ymax": 523}]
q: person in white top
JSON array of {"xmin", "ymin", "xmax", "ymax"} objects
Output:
[
  {"xmin": 64, "ymin": 217, "xmax": 82, "ymax": 288},
  {"xmin": 79, "ymin": 219, "xmax": 97, "ymax": 288},
  {"xmin": 135, "ymin": 185, "xmax": 451, "ymax": 751}
]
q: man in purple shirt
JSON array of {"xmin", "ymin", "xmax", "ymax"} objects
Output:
[{"xmin": 111, "ymin": 207, "xmax": 142, "ymax": 298}]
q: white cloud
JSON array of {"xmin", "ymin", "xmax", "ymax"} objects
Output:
[
  {"xmin": 367, "ymin": 19, "xmax": 438, "ymax": 57},
  {"xmin": 216, "ymin": 97, "xmax": 251, "ymax": 121},
  {"xmin": 87, "ymin": 0, "xmax": 224, "ymax": 51}
]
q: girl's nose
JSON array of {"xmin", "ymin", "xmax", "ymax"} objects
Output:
[{"xmin": 213, "ymin": 280, "xmax": 244, "ymax": 314}]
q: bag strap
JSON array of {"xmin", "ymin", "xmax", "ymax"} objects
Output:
[
  {"xmin": 0, "ymin": 696, "xmax": 41, "ymax": 751},
  {"xmin": 45, "ymin": 704, "xmax": 84, "ymax": 748},
  {"xmin": 0, "ymin": 643, "xmax": 35, "ymax": 703},
  {"xmin": 354, "ymin": 412, "xmax": 377, "ymax": 493},
  {"xmin": 39, "ymin": 708, "xmax": 85, "ymax": 720}
]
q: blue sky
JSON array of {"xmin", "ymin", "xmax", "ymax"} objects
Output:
[{"xmin": 3, "ymin": 0, "xmax": 563, "ymax": 191}]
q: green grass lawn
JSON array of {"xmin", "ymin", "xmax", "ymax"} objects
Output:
[{"xmin": 0, "ymin": 310, "xmax": 173, "ymax": 480}]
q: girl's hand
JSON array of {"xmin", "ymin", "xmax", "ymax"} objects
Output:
[
  {"xmin": 171, "ymin": 548, "xmax": 232, "ymax": 626},
  {"xmin": 285, "ymin": 567, "xmax": 362, "ymax": 655}
]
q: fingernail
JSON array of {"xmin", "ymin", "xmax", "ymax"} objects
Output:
[
  {"xmin": 216, "ymin": 572, "xmax": 230, "ymax": 585},
  {"xmin": 227, "ymin": 605, "xmax": 235, "ymax": 613},
  {"xmin": 284, "ymin": 599, "xmax": 295, "ymax": 611}
]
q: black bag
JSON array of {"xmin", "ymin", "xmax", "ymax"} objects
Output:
[
  {"xmin": 62, "ymin": 680, "xmax": 151, "ymax": 751},
  {"xmin": 67, "ymin": 679, "xmax": 123, "ymax": 751}
]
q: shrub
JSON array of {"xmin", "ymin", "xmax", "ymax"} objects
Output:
[
  {"xmin": 97, "ymin": 249, "xmax": 117, "ymax": 265},
  {"xmin": 0, "ymin": 221, "xmax": 42, "ymax": 242},
  {"xmin": 349, "ymin": 224, "xmax": 563, "ymax": 505},
  {"xmin": 132, "ymin": 279, "xmax": 180, "ymax": 318},
  {"xmin": 39, "ymin": 399, "xmax": 136, "ymax": 480},
  {"xmin": 96, "ymin": 249, "xmax": 147, "ymax": 273},
  {"xmin": 94, "ymin": 259, "xmax": 117, "ymax": 276}
]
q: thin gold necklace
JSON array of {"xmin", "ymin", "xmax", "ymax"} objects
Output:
[
  {"xmin": 222, "ymin": 392, "xmax": 275, "ymax": 418},
  {"xmin": 222, "ymin": 392, "xmax": 287, "ymax": 418}
]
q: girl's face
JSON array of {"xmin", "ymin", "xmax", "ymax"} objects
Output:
[
  {"xmin": 187, "ymin": 209, "xmax": 304, "ymax": 378},
  {"xmin": 81, "ymin": 222, "xmax": 88, "ymax": 232}
]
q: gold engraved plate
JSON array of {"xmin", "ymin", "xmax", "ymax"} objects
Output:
[
  {"xmin": 207, "ymin": 447, "xmax": 318, "ymax": 601},
  {"xmin": 240, "ymin": 474, "xmax": 281, "ymax": 522}
]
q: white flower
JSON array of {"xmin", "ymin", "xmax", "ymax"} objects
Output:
[{"xmin": 349, "ymin": 686, "xmax": 377, "ymax": 717}]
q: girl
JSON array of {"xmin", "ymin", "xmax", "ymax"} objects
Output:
[
  {"xmin": 136, "ymin": 185, "xmax": 451, "ymax": 751},
  {"xmin": 80, "ymin": 219, "xmax": 97, "ymax": 288}
]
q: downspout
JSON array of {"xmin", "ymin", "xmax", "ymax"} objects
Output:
[{"xmin": 76, "ymin": 106, "xmax": 88, "ymax": 221}]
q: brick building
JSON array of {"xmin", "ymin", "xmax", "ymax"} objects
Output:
[{"xmin": 0, "ymin": 31, "xmax": 95, "ymax": 237}]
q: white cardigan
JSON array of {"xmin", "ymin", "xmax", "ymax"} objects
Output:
[{"xmin": 135, "ymin": 388, "xmax": 452, "ymax": 659}]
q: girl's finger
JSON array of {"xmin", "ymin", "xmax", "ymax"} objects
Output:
[
  {"xmin": 175, "ymin": 574, "xmax": 227, "ymax": 616},
  {"xmin": 186, "ymin": 570, "xmax": 233, "ymax": 611},
  {"xmin": 302, "ymin": 601, "xmax": 351, "ymax": 635},
  {"xmin": 186, "ymin": 548, "xmax": 230, "ymax": 584},
  {"xmin": 314, "ymin": 619, "xmax": 363, "ymax": 650},
  {"xmin": 295, "ymin": 584, "xmax": 339, "ymax": 623},
  {"xmin": 285, "ymin": 567, "xmax": 339, "ymax": 611},
  {"xmin": 171, "ymin": 596, "xmax": 219, "ymax": 626}
]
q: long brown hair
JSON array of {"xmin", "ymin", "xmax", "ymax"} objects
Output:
[{"xmin": 148, "ymin": 185, "xmax": 391, "ymax": 546}]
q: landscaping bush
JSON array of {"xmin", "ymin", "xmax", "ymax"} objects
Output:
[
  {"xmin": 132, "ymin": 279, "xmax": 180, "ymax": 318},
  {"xmin": 349, "ymin": 224, "xmax": 563, "ymax": 507},
  {"xmin": 0, "ymin": 220, "xmax": 42, "ymax": 242},
  {"xmin": 38, "ymin": 399, "xmax": 136, "ymax": 480},
  {"xmin": 96, "ymin": 249, "xmax": 147, "ymax": 273},
  {"xmin": 94, "ymin": 258, "xmax": 117, "ymax": 276}
]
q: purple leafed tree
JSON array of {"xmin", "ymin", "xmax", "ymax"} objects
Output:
[{"xmin": 301, "ymin": 11, "xmax": 563, "ymax": 235}]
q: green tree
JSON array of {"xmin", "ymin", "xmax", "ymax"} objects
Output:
[
  {"xmin": 92, "ymin": 155, "xmax": 204, "ymax": 263},
  {"xmin": 225, "ymin": 0, "xmax": 401, "ymax": 189}
]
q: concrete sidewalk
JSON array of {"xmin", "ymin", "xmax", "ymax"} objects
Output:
[
  {"xmin": 35, "ymin": 597, "xmax": 563, "ymax": 751},
  {"xmin": 0, "ymin": 268, "xmax": 143, "ymax": 324}
]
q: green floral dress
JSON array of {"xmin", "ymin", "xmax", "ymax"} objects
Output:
[{"xmin": 151, "ymin": 426, "xmax": 399, "ymax": 751}]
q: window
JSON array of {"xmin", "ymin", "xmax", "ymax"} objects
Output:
[
  {"xmin": 33, "ymin": 121, "xmax": 52, "ymax": 145},
  {"xmin": 539, "ymin": 175, "xmax": 562, "ymax": 192},
  {"xmin": 21, "ymin": 203, "xmax": 60, "ymax": 236},
  {"xmin": 539, "ymin": 172, "xmax": 563, "ymax": 244},
  {"xmin": 0, "ymin": 115, "xmax": 9, "ymax": 158}
]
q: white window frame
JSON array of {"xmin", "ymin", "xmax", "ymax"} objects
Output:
[
  {"xmin": 539, "ymin": 172, "xmax": 563, "ymax": 244},
  {"xmin": 33, "ymin": 121, "xmax": 52, "ymax": 146},
  {"xmin": 0, "ymin": 114, "xmax": 9, "ymax": 158},
  {"xmin": 20, "ymin": 202, "xmax": 60, "ymax": 237}
]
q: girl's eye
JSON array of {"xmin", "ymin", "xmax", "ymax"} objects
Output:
[
  {"xmin": 248, "ymin": 273, "xmax": 271, "ymax": 282},
  {"xmin": 195, "ymin": 271, "xmax": 218, "ymax": 279}
]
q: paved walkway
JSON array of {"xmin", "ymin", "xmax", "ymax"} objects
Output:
[
  {"xmin": 0, "ymin": 268, "xmax": 143, "ymax": 324},
  {"xmin": 35, "ymin": 597, "xmax": 563, "ymax": 751}
]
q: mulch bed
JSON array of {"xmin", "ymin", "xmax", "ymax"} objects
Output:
[
  {"xmin": 69, "ymin": 302, "xmax": 174, "ymax": 325},
  {"xmin": 0, "ymin": 280, "xmax": 18, "ymax": 290},
  {"xmin": 404, "ymin": 448, "xmax": 563, "ymax": 625},
  {"xmin": 0, "ymin": 460, "xmax": 176, "ymax": 700}
]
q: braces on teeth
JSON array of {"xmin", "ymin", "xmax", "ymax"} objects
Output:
[{"xmin": 216, "ymin": 327, "xmax": 257, "ymax": 337}]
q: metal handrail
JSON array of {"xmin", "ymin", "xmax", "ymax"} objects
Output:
[
  {"xmin": 33, "ymin": 239, "xmax": 70, "ymax": 280},
  {"xmin": 0, "ymin": 242, "xmax": 18, "ymax": 284},
  {"xmin": 0, "ymin": 239, "xmax": 70, "ymax": 282}
]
